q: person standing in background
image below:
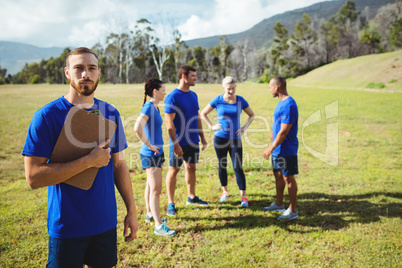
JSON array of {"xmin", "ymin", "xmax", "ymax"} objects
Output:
[
  {"xmin": 164, "ymin": 66, "xmax": 209, "ymax": 217},
  {"xmin": 134, "ymin": 78, "xmax": 176, "ymax": 236},
  {"xmin": 201, "ymin": 76, "xmax": 255, "ymax": 207},
  {"xmin": 263, "ymin": 76, "xmax": 299, "ymax": 221}
]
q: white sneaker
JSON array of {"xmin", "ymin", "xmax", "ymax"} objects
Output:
[
  {"xmin": 264, "ymin": 202, "xmax": 285, "ymax": 212},
  {"xmin": 277, "ymin": 208, "xmax": 299, "ymax": 221},
  {"xmin": 145, "ymin": 214, "xmax": 167, "ymax": 224},
  {"xmin": 154, "ymin": 224, "xmax": 177, "ymax": 237}
]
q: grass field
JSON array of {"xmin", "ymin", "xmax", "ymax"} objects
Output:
[
  {"xmin": 293, "ymin": 50, "xmax": 402, "ymax": 92},
  {"xmin": 1, "ymin": 52, "xmax": 401, "ymax": 267}
]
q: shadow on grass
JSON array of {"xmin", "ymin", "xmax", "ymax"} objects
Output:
[{"xmin": 178, "ymin": 192, "xmax": 402, "ymax": 233}]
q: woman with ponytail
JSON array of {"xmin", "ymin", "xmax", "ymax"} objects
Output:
[{"xmin": 134, "ymin": 79, "xmax": 176, "ymax": 236}]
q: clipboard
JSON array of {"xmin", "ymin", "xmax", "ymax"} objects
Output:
[{"xmin": 49, "ymin": 106, "xmax": 117, "ymax": 190}]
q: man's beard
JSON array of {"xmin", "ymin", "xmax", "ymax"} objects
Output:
[{"xmin": 71, "ymin": 79, "xmax": 99, "ymax": 96}]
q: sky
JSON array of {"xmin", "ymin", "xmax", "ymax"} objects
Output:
[{"xmin": 0, "ymin": 0, "xmax": 328, "ymax": 48}]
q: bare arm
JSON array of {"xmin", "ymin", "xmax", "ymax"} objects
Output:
[
  {"xmin": 237, "ymin": 106, "xmax": 255, "ymax": 136},
  {"xmin": 200, "ymin": 104, "xmax": 221, "ymax": 130},
  {"xmin": 198, "ymin": 112, "xmax": 208, "ymax": 150},
  {"xmin": 113, "ymin": 151, "xmax": 138, "ymax": 242},
  {"xmin": 263, "ymin": 123, "xmax": 292, "ymax": 159},
  {"xmin": 165, "ymin": 112, "xmax": 183, "ymax": 157},
  {"xmin": 24, "ymin": 140, "xmax": 111, "ymax": 189},
  {"xmin": 134, "ymin": 113, "xmax": 160, "ymax": 154}
]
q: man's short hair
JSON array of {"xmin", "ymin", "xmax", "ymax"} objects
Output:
[
  {"xmin": 178, "ymin": 65, "xmax": 196, "ymax": 80},
  {"xmin": 271, "ymin": 76, "xmax": 287, "ymax": 91},
  {"xmin": 66, "ymin": 47, "xmax": 99, "ymax": 68}
]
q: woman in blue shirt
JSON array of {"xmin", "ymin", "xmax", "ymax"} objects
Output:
[
  {"xmin": 201, "ymin": 76, "xmax": 255, "ymax": 207},
  {"xmin": 134, "ymin": 79, "xmax": 176, "ymax": 236}
]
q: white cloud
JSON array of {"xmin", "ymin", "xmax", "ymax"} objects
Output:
[
  {"xmin": 178, "ymin": 0, "xmax": 328, "ymax": 40},
  {"xmin": 0, "ymin": 0, "xmax": 141, "ymax": 47},
  {"xmin": 0, "ymin": 0, "xmax": 328, "ymax": 47}
]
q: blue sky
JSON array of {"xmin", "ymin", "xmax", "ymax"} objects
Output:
[{"xmin": 0, "ymin": 0, "xmax": 329, "ymax": 48}]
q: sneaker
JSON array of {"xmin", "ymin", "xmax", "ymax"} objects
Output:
[
  {"xmin": 264, "ymin": 202, "xmax": 285, "ymax": 212},
  {"xmin": 145, "ymin": 214, "xmax": 167, "ymax": 224},
  {"xmin": 166, "ymin": 203, "xmax": 176, "ymax": 217},
  {"xmin": 154, "ymin": 223, "xmax": 177, "ymax": 237},
  {"xmin": 277, "ymin": 208, "xmax": 299, "ymax": 221},
  {"xmin": 219, "ymin": 192, "xmax": 230, "ymax": 202},
  {"xmin": 186, "ymin": 196, "xmax": 209, "ymax": 206},
  {"xmin": 241, "ymin": 197, "xmax": 249, "ymax": 207}
]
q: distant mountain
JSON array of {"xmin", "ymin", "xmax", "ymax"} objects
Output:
[
  {"xmin": 0, "ymin": 41, "xmax": 66, "ymax": 75},
  {"xmin": 183, "ymin": 0, "xmax": 398, "ymax": 49}
]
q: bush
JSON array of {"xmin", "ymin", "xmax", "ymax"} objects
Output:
[
  {"xmin": 257, "ymin": 68, "xmax": 271, "ymax": 84},
  {"xmin": 30, "ymin": 75, "xmax": 42, "ymax": 84},
  {"xmin": 0, "ymin": 77, "xmax": 5, "ymax": 85},
  {"xmin": 377, "ymin": 82, "xmax": 386, "ymax": 88},
  {"xmin": 366, "ymin": 82, "xmax": 386, "ymax": 89}
]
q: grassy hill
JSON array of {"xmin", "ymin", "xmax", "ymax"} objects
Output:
[{"xmin": 290, "ymin": 50, "xmax": 402, "ymax": 92}]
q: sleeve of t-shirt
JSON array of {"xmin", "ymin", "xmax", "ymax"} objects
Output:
[
  {"xmin": 164, "ymin": 92, "xmax": 176, "ymax": 114},
  {"xmin": 281, "ymin": 104, "xmax": 297, "ymax": 125},
  {"xmin": 22, "ymin": 112, "xmax": 53, "ymax": 158},
  {"xmin": 140, "ymin": 102, "xmax": 152, "ymax": 117},
  {"xmin": 239, "ymin": 96, "xmax": 249, "ymax": 109},
  {"xmin": 209, "ymin": 95, "xmax": 219, "ymax": 108},
  {"xmin": 111, "ymin": 109, "xmax": 128, "ymax": 154},
  {"xmin": 194, "ymin": 91, "xmax": 200, "ymax": 111}
]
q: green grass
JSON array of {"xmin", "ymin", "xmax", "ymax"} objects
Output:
[
  {"xmin": 366, "ymin": 82, "xmax": 386, "ymax": 89},
  {"xmin": 293, "ymin": 50, "xmax": 402, "ymax": 91},
  {"xmin": 0, "ymin": 82, "xmax": 401, "ymax": 267}
]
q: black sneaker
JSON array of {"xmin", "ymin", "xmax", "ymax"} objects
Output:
[{"xmin": 186, "ymin": 196, "xmax": 209, "ymax": 206}]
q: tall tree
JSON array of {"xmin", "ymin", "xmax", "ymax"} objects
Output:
[
  {"xmin": 291, "ymin": 13, "xmax": 317, "ymax": 69},
  {"xmin": 105, "ymin": 33, "xmax": 129, "ymax": 84},
  {"xmin": 271, "ymin": 22, "xmax": 290, "ymax": 77},
  {"xmin": 137, "ymin": 17, "xmax": 180, "ymax": 81},
  {"xmin": 391, "ymin": 18, "xmax": 402, "ymax": 48},
  {"xmin": 219, "ymin": 36, "xmax": 232, "ymax": 78},
  {"xmin": 191, "ymin": 46, "xmax": 208, "ymax": 82},
  {"xmin": 373, "ymin": 2, "xmax": 402, "ymax": 51},
  {"xmin": 359, "ymin": 29, "xmax": 383, "ymax": 54},
  {"xmin": 133, "ymin": 19, "xmax": 154, "ymax": 81},
  {"xmin": 336, "ymin": 0, "xmax": 361, "ymax": 58},
  {"xmin": 320, "ymin": 16, "xmax": 340, "ymax": 64},
  {"xmin": 336, "ymin": 0, "xmax": 360, "ymax": 26},
  {"xmin": 174, "ymin": 29, "xmax": 188, "ymax": 70}
]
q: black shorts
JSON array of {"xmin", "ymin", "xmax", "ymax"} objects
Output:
[
  {"xmin": 169, "ymin": 144, "xmax": 200, "ymax": 167},
  {"xmin": 272, "ymin": 154, "xmax": 299, "ymax": 176},
  {"xmin": 140, "ymin": 153, "xmax": 165, "ymax": 170},
  {"xmin": 47, "ymin": 228, "xmax": 117, "ymax": 268}
]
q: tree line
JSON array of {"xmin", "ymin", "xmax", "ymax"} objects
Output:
[{"xmin": 1, "ymin": 0, "xmax": 401, "ymax": 85}]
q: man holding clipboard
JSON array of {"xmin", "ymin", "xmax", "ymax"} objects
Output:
[{"xmin": 22, "ymin": 47, "xmax": 138, "ymax": 267}]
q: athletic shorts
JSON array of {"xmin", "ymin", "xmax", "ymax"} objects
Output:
[
  {"xmin": 140, "ymin": 153, "xmax": 165, "ymax": 170},
  {"xmin": 169, "ymin": 144, "xmax": 200, "ymax": 167},
  {"xmin": 46, "ymin": 228, "xmax": 117, "ymax": 268},
  {"xmin": 272, "ymin": 154, "xmax": 299, "ymax": 176}
]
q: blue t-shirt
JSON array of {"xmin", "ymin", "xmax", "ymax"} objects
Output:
[
  {"xmin": 164, "ymin": 88, "xmax": 200, "ymax": 145},
  {"xmin": 209, "ymin": 95, "xmax": 249, "ymax": 139},
  {"xmin": 22, "ymin": 96, "xmax": 127, "ymax": 239},
  {"xmin": 140, "ymin": 101, "xmax": 164, "ymax": 157},
  {"xmin": 272, "ymin": 96, "xmax": 299, "ymax": 156}
]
